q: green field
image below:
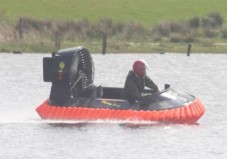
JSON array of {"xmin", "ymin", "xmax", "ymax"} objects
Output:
[{"xmin": 1, "ymin": 0, "xmax": 227, "ymax": 27}]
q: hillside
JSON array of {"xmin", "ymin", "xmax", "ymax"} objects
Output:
[{"xmin": 1, "ymin": 0, "xmax": 227, "ymax": 27}]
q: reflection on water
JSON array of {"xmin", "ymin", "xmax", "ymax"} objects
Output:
[
  {"xmin": 48, "ymin": 122, "xmax": 89, "ymax": 128},
  {"xmin": 45, "ymin": 120, "xmax": 200, "ymax": 129}
]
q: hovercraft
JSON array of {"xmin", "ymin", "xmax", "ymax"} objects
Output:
[{"xmin": 36, "ymin": 46, "xmax": 205, "ymax": 124}]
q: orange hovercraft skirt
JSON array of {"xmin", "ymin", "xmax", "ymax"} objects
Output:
[{"xmin": 36, "ymin": 98, "xmax": 205, "ymax": 124}]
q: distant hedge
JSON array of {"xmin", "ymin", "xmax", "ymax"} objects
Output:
[
  {"xmin": 0, "ymin": 12, "xmax": 226, "ymax": 52},
  {"xmin": 13, "ymin": 12, "xmax": 224, "ymax": 42}
]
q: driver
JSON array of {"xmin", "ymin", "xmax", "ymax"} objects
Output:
[{"xmin": 122, "ymin": 59, "xmax": 159, "ymax": 104}]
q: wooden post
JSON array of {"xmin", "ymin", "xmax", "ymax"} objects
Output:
[
  {"xmin": 102, "ymin": 33, "xmax": 107, "ymax": 55},
  {"xmin": 187, "ymin": 43, "xmax": 192, "ymax": 56},
  {"xmin": 55, "ymin": 32, "xmax": 61, "ymax": 50},
  {"xmin": 19, "ymin": 18, "xmax": 23, "ymax": 39}
]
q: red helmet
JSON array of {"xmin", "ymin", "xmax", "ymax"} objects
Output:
[{"xmin": 133, "ymin": 60, "xmax": 149, "ymax": 77}]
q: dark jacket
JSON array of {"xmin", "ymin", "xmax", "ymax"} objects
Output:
[{"xmin": 123, "ymin": 70, "xmax": 159, "ymax": 103}]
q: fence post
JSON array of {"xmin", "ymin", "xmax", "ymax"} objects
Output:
[
  {"xmin": 102, "ymin": 33, "xmax": 107, "ymax": 55},
  {"xmin": 19, "ymin": 18, "xmax": 23, "ymax": 39},
  {"xmin": 187, "ymin": 43, "xmax": 192, "ymax": 56},
  {"xmin": 55, "ymin": 32, "xmax": 61, "ymax": 50}
]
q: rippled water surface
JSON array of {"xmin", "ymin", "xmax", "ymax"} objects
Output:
[{"xmin": 0, "ymin": 52, "xmax": 227, "ymax": 159}]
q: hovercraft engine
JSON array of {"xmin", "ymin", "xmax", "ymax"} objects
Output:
[{"xmin": 43, "ymin": 46, "xmax": 98, "ymax": 106}]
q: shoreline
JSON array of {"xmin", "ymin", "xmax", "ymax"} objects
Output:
[{"xmin": 1, "ymin": 42, "xmax": 227, "ymax": 54}]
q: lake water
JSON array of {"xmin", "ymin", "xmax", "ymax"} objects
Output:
[{"xmin": 0, "ymin": 52, "xmax": 227, "ymax": 159}]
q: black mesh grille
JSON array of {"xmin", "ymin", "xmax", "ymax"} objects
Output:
[{"xmin": 78, "ymin": 49, "xmax": 94, "ymax": 89}]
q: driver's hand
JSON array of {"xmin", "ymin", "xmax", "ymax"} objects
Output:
[{"xmin": 141, "ymin": 93, "xmax": 151, "ymax": 97}]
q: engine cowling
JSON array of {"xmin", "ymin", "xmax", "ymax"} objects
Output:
[{"xmin": 43, "ymin": 46, "xmax": 94, "ymax": 106}]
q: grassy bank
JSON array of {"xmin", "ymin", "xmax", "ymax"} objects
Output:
[{"xmin": 1, "ymin": 41, "xmax": 227, "ymax": 54}]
